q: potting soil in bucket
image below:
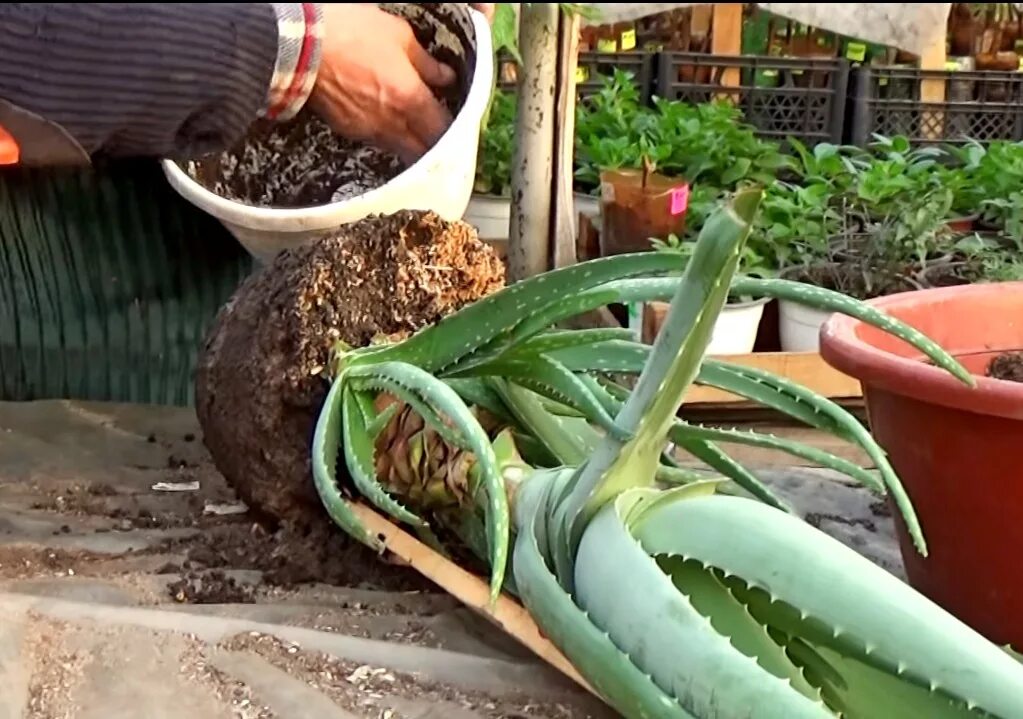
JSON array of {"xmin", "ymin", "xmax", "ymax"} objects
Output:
[
  {"xmin": 164, "ymin": 2, "xmax": 492, "ymax": 264},
  {"xmin": 196, "ymin": 211, "xmax": 504, "ymax": 524}
]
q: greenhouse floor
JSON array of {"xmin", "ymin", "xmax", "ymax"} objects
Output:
[{"xmin": 0, "ymin": 400, "xmax": 900, "ymax": 718}]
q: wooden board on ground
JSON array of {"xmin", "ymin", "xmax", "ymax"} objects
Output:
[
  {"xmin": 349, "ymin": 503, "xmax": 599, "ymax": 700},
  {"xmin": 685, "ymin": 352, "xmax": 862, "ymax": 404}
]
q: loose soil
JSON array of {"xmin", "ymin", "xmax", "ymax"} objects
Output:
[
  {"xmin": 195, "ymin": 210, "xmax": 504, "ymax": 527},
  {"xmin": 987, "ymin": 351, "xmax": 1023, "ymax": 383},
  {"xmin": 183, "ymin": 4, "xmax": 473, "ymax": 209},
  {"xmin": 185, "ymin": 112, "xmax": 405, "ymax": 207}
]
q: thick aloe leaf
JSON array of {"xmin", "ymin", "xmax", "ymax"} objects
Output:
[
  {"xmin": 700, "ymin": 361, "xmax": 851, "ymax": 436},
  {"xmin": 508, "ymin": 287, "xmax": 622, "ymax": 343},
  {"xmin": 451, "ymin": 355, "xmax": 627, "ymax": 440},
  {"xmin": 310, "ymin": 379, "xmax": 379, "ymax": 551},
  {"xmin": 791, "ymin": 634, "xmax": 990, "ymax": 717},
  {"xmin": 554, "ymin": 191, "xmax": 764, "ymax": 577},
  {"xmin": 345, "ymin": 362, "xmax": 509, "ymax": 602},
  {"xmin": 670, "ymin": 422, "xmax": 885, "ymax": 494},
  {"xmin": 509, "ymin": 476, "xmax": 696, "ymax": 719},
  {"xmin": 511, "ymin": 327, "xmax": 637, "ymax": 356},
  {"xmin": 731, "ymin": 277, "xmax": 973, "ymax": 386},
  {"xmin": 369, "ymin": 252, "xmax": 687, "ymax": 374},
  {"xmin": 493, "ymin": 379, "xmax": 595, "ymax": 466},
  {"xmin": 572, "ymin": 489, "xmax": 831, "ymax": 718},
  {"xmin": 675, "ymin": 436, "xmax": 791, "ymax": 511},
  {"xmin": 703, "ymin": 360, "xmax": 927, "ymax": 549},
  {"xmin": 632, "ymin": 494, "xmax": 1023, "ymax": 718},
  {"xmin": 342, "ymin": 387, "xmax": 427, "ymax": 529},
  {"xmin": 444, "ymin": 377, "xmax": 517, "ymax": 424},
  {"xmin": 529, "ymin": 273, "xmax": 970, "ymax": 393}
]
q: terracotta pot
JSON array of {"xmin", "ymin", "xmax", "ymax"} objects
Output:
[
  {"xmin": 945, "ymin": 214, "xmax": 978, "ymax": 233},
  {"xmin": 598, "ymin": 169, "xmax": 688, "ymax": 257},
  {"xmin": 820, "ymin": 282, "xmax": 1023, "ymax": 648}
]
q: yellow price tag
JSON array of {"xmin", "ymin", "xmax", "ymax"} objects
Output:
[
  {"xmin": 576, "ymin": 66, "xmax": 590, "ymax": 83},
  {"xmin": 620, "ymin": 28, "xmax": 637, "ymax": 51},
  {"xmin": 597, "ymin": 38, "xmax": 617, "ymax": 53},
  {"xmin": 846, "ymin": 42, "xmax": 867, "ymax": 62}
]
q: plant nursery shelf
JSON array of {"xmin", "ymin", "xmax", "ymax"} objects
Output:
[{"xmin": 684, "ymin": 351, "xmax": 862, "ymax": 405}]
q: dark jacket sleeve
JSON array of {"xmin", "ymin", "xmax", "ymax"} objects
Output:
[{"xmin": 0, "ymin": 3, "xmax": 279, "ymax": 160}]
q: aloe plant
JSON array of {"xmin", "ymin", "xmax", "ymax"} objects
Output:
[{"xmin": 311, "ymin": 193, "xmax": 1023, "ymax": 716}]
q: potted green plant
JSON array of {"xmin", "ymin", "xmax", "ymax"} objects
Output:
[{"xmin": 777, "ymin": 136, "xmax": 986, "ymax": 351}]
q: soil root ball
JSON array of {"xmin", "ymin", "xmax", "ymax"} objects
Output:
[{"xmin": 195, "ymin": 210, "xmax": 504, "ymax": 525}]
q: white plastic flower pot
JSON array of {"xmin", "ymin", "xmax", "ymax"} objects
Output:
[
  {"xmin": 463, "ymin": 193, "xmax": 511, "ymax": 241},
  {"xmin": 644, "ymin": 298, "xmax": 767, "ymax": 356},
  {"xmin": 709, "ymin": 298, "xmax": 768, "ymax": 355},
  {"xmin": 574, "ymin": 191, "xmax": 601, "ymax": 237},
  {"xmin": 161, "ymin": 6, "xmax": 493, "ymax": 264},
  {"xmin": 779, "ymin": 299, "xmax": 833, "ymax": 352}
]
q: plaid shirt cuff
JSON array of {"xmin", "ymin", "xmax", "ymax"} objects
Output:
[{"xmin": 262, "ymin": 3, "xmax": 324, "ymax": 121}]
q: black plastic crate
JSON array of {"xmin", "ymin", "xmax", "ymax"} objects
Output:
[
  {"xmin": 496, "ymin": 50, "xmax": 655, "ymax": 103},
  {"xmin": 849, "ymin": 66, "xmax": 1023, "ymax": 145},
  {"xmin": 577, "ymin": 51, "xmax": 655, "ymax": 103},
  {"xmin": 656, "ymin": 52, "xmax": 849, "ymax": 145}
]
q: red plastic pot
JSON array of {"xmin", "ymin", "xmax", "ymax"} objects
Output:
[{"xmin": 820, "ymin": 282, "xmax": 1023, "ymax": 648}]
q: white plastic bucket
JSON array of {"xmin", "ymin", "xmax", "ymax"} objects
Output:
[
  {"xmin": 463, "ymin": 194, "xmax": 511, "ymax": 241},
  {"xmin": 161, "ymin": 7, "xmax": 493, "ymax": 264},
  {"xmin": 645, "ymin": 298, "xmax": 766, "ymax": 356},
  {"xmin": 779, "ymin": 299, "xmax": 833, "ymax": 352},
  {"xmin": 574, "ymin": 191, "xmax": 601, "ymax": 237},
  {"xmin": 709, "ymin": 298, "xmax": 768, "ymax": 355}
]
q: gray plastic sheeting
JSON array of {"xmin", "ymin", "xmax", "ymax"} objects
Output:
[{"xmin": 582, "ymin": 3, "xmax": 951, "ymax": 56}]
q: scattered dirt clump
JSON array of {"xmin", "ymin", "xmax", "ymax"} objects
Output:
[
  {"xmin": 195, "ymin": 210, "xmax": 504, "ymax": 527},
  {"xmin": 168, "ymin": 570, "xmax": 255, "ymax": 605},
  {"xmin": 171, "ymin": 518, "xmax": 430, "ymax": 592},
  {"xmin": 987, "ymin": 351, "xmax": 1023, "ymax": 383}
]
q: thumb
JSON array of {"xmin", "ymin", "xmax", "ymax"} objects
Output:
[{"xmin": 408, "ymin": 42, "xmax": 456, "ymax": 88}]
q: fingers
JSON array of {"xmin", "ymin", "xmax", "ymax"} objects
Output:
[
  {"xmin": 407, "ymin": 40, "xmax": 456, "ymax": 88},
  {"xmin": 404, "ymin": 83, "xmax": 453, "ymax": 160}
]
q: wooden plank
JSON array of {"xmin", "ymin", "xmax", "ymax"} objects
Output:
[
  {"xmin": 918, "ymin": 27, "xmax": 947, "ymax": 140},
  {"xmin": 711, "ymin": 4, "xmax": 743, "ymax": 88},
  {"xmin": 685, "ymin": 352, "xmax": 862, "ymax": 404},
  {"xmin": 348, "ymin": 503, "xmax": 599, "ymax": 699}
]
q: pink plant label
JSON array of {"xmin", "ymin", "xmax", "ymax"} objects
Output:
[{"xmin": 670, "ymin": 185, "xmax": 690, "ymax": 216}]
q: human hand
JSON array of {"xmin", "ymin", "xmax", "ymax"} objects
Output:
[{"xmin": 309, "ymin": 4, "xmax": 457, "ymax": 164}]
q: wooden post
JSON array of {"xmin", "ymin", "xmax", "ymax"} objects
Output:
[
  {"xmin": 711, "ymin": 3, "xmax": 744, "ymax": 88},
  {"xmin": 552, "ymin": 11, "xmax": 582, "ymax": 270},
  {"xmin": 509, "ymin": 3, "xmax": 560, "ymax": 281}
]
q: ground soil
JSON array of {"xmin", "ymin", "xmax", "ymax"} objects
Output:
[
  {"xmin": 183, "ymin": 4, "xmax": 472, "ymax": 209},
  {"xmin": 987, "ymin": 351, "xmax": 1023, "ymax": 383},
  {"xmin": 194, "ymin": 210, "xmax": 504, "ymax": 528}
]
